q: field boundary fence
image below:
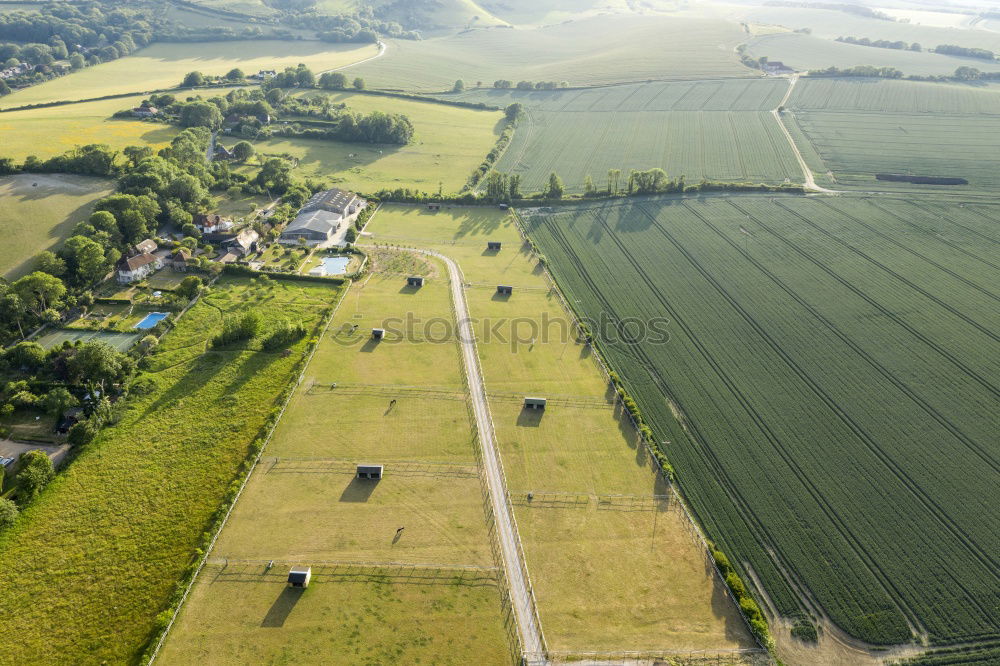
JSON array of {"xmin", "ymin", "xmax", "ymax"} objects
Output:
[
  {"xmin": 263, "ymin": 457, "xmax": 479, "ymax": 478},
  {"xmin": 546, "ymin": 648, "xmax": 770, "ymax": 665},
  {"xmin": 146, "ymin": 275, "xmax": 353, "ymax": 664},
  {"xmin": 510, "ymin": 209, "xmax": 769, "ymax": 653}
]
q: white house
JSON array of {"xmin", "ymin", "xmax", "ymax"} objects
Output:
[{"xmin": 117, "ymin": 252, "xmax": 163, "ymax": 283}]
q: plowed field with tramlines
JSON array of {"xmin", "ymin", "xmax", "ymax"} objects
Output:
[
  {"xmin": 523, "ymin": 194, "xmax": 1000, "ymax": 647},
  {"xmin": 449, "ymin": 79, "xmax": 800, "ymax": 193}
]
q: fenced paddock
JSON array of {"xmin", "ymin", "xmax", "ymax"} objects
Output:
[{"xmin": 156, "ymin": 560, "xmax": 514, "ymax": 666}]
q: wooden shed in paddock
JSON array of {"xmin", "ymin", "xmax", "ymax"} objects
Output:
[
  {"xmin": 371, "ymin": 328, "xmax": 385, "ymax": 340},
  {"xmin": 523, "ymin": 397, "xmax": 547, "ymax": 410},
  {"xmin": 357, "ymin": 464, "xmax": 383, "ymax": 480},
  {"xmin": 487, "ymin": 241, "xmax": 502, "ymax": 251},
  {"xmin": 407, "ymin": 276, "xmax": 424, "ymax": 287},
  {"xmin": 497, "ymin": 285, "xmax": 513, "ymax": 296},
  {"xmin": 288, "ymin": 566, "xmax": 312, "ymax": 588}
]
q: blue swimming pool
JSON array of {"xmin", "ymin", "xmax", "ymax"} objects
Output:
[
  {"xmin": 134, "ymin": 312, "xmax": 169, "ymax": 330},
  {"xmin": 319, "ymin": 256, "xmax": 350, "ymax": 275}
]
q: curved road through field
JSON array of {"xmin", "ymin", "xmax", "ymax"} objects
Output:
[
  {"xmin": 773, "ymin": 75, "xmax": 840, "ymax": 194},
  {"xmin": 413, "ymin": 247, "xmax": 546, "ymax": 663}
]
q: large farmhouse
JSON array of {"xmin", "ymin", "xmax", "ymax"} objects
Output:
[
  {"xmin": 117, "ymin": 252, "xmax": 162, "ymax": 283},
  {"xmin": 279, "ymin": 188, "xmax": 367, "ymax": 247}
]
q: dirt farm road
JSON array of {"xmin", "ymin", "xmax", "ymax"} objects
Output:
[{"xmin": 418, "ymin": 247, "xmax": 547, "ymax": 663}]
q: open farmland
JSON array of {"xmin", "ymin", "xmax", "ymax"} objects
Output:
[
  {"xmin": 160, "ymin": 265, "xmax": 515, "ymax": 664},
  {"xmin": 366, "ymin": 205, "xmax": 756, "ymax": 656},
  {"xmin": 0, "ymin": 174, "xmax": 113, "ymax": 278},
  {"xmin": 745, "ymin": 33, "xmax": 1000, "ymax": 76},
  {"xmin": 0, "ymin": 276, "xmax": 344, "ymax": 664},
  {"xmin": 251, "ymin": 92, "xmax": 501, "ymax": 194},
  {"xmin": 0, "ymin": 41, "xmax": 377, "ymax": 109},
  {"xmin": 345, "ymin": 14, "xmax": 749, "ymax": 92},
  {"xmin": 523, "ymin": 194, "xmax": 1000, "ymax": 654},
  {"xmin": 784, "ymin": 78, "xmax": 1000, "ymax": 191},
  {"xmin": 726, "ymin": 3, "xmax": 1000, "ymax": 53},
  {"xmin": 0, "ymin": 95, "xmax": 179, "ymax": 161},
  {"xmin": 451, "ymin": 79, "xmax": 800, "ymax": 193}
]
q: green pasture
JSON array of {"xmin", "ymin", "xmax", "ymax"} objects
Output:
[
  {"xmin": 252, "ymin": 92, "xmax": 501, "ymax": 194},
  {"xmin": 366, "ymin": 204, "xmax": 752, "ymax": 653},
  {"xmin": 308, "ymin": 273, "xmax": 466, "ymax": 388},
  {"xmin": 347, "ymin": 14, "xmax": 750, "ymax": 92},
  {"xmin": 0, "ymin": 41, "xmax": 377, "ymax": 109},
  {"xmin": 212, "ymin": 468, "xmax": 492, "ymax": 565},
  {"xmin": 0, "ymin": 174, "xmax": 114, "ymax": 279},
  {"xmin": 158, "ymin": 563, "xmax": 512, "ymax": 665},
  {"xmin": 0, "ymin": 277, "xmax": 343, "ymax": 664},
  {"xmin": 0, "ymin": 95, "xmax": 179, "ymax": 161},
  {"xmin": 524, "ymin": 194, "xmax": 1000, "ymax": 646},
  {"xmin": 746, "ymin": 32, "xmax": 1000, "ymax": 76},
  {"xmin": 161, "ymin": 257, "xmax": 512, "ymax": 662}
]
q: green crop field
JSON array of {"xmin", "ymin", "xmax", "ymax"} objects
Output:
[
  {"xmin": 249, "ymin": 91, "xmax": 501, "ymax": 194},
  {"xmin": 160, "ymin": 263, "xmax": 515, "ymax": 664},
  {"xmin": 0, "ymin": 95, "xmax": 179, "ymax": 161},
  {"xmin": 0, "ymin": 41, "xmax": 377, "ymax": 109},
  {"xmin": 367, "ymin": 205, "xmax": 754, "ymax": 654},
  {"xmin": 346, "ymin": 14, "xmax": 749, "ymax": 92},
  {"xmin": 784, "ymin": 78, "xmax": 1000, "ymax": 191},
  {"xmin": 523, "ymin": 194, "xmax": 1000, "ymax": 648},
  {"xmin": 0, "ymin": 277, "xmax": 344, "ymax": 664},
  {"xmin": 745, "ymin": 32, "xmax": 1000, "ymax": 76},
  {"xmin": 0, "ymin": 174, "xmax": 114, "ymax": 279},
  {"xmin": 451, "ymin": 79, "xmax": 800, "ymax": 193}
]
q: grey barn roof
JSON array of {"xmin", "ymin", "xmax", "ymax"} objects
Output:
[
  {"xmin": 301, "ymin": 188, "xmax": 359, "ymax": 214},
  {"xmin": 284, "ymin": 209, "xmax": 342, "ymax": 237}
]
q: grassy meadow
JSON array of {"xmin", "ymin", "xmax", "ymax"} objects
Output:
[
  {"xmin": 0, "ymin": 41, "xmax": 378, "ymax": 109},
  {"xmin": 0, "ymin": 95, "xmax": 179, "ymax": 161},
  {"xmin": 367, "ymin": 205, "xmax": 753, "ymax": 653},
  {"xmin": 0, "ymin": 174, "xmax": 114, "ymax": 279},
  {"xmin": 524, "ymin": 194, "xmax": 1000, "ymax": 647},
  {"xmin": 0, "ymin": 277, "xmax": 343, "ymax": 664},
  {"xmin": 785, "ymin": 78, "xmax": 1000, "ymax": 191},
  {"xmin": 158, "ymin": 563, "xmax": 511, "ymax": 665},
  {"xmin": 160, "ymin": 261, "xmax": 514, "ymax": 663},
  {"xmin": 252, "ymin": 91, "xmax": 502, "ymax": 194},
  {"xmin": 455, "ymin": 79, "xmax": 800, "ymax": 192},
  {"xmin": 346, "ymin": 14, "xmax": 750, "ymax": 92}
]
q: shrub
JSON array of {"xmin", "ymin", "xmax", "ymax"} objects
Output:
[
  {"xmin": 0, "ymin": 498, "xmax": 18, "ymax": 528},
  {"xmin": 791, "ymin": 618, "xmax": 819, "ymax": 642},
  {"xmin": 67, "ymin": 419, "xmax": 98, "ymax": 447},
  {"xmin": 211, "ymin": 311, "xmax": 262, "ymax": 348},
  {"xmin": 261, "ymin": 320, "xmax": 308, "ymax": 351}
]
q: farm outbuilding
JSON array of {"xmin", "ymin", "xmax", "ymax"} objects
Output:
[
  {"xmin": 287, "ymin": 566, "xmax": 311, "ymax": 588},
  {"xmin": 357, "ymin": 464, "xmax": 383, "ymax": 480},
  {"xmin": 487, "ymin": 241, "xmax": 502, "ymax": 251},
  {"xmin": 372, "ymin": 328, "xmax": 385, "ymax": 340},
  {"xmin": 497, "ymin": 285, "xmax": 513, "ymax": 296},
  {"xmin": 407, "ymin": 276, "xmax": 424, "ymax": 287},
  {"xmin": 524, "ymin": 397, "xmax": 547, "ymax": 410}
]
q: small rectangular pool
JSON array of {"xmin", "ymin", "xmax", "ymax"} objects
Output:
[
  {"xmin": 134, "ymin": 312, "xmax": 169, "ymax": 330},
  {"xmin": 312, "ymin": 256, "xmax": 350, "ymax": 277}
]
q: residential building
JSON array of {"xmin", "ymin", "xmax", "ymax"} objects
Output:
[
  {"xmin": 221, "ymin": 228, "xmax": 259, "ymax": 256},
  {"xmin": 117, "ymin": 252, "xmax": 162, "ymax": 283},
  {"xmin": 194, "ymin": 213, "xmax": 233, "ymax": 234}
]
